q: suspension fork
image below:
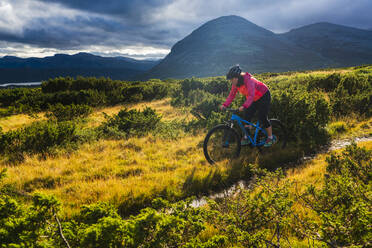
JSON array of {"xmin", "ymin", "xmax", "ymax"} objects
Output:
[{"xmin": 222, "ymin": 121, "xmax": 234, "ymax": 147}]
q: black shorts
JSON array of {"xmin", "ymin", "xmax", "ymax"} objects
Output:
[{"xmin": 243, "ymin": 90, "xmax": 271, "ymax": 128}]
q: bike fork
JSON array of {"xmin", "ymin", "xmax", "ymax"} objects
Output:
[{"xmin": 222, "ymin": 122, "xmax": 234, "ymax": 147}]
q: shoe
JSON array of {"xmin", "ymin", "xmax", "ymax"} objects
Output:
[
  {"xmin": 264, "ymin": 136, "xmax": 277, "ymax": 147},
  {"xmin": 241, "ymin": 138, "xmax": 251, "ymax": 146}
]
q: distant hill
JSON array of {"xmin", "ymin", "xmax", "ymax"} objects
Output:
[
  {"xmin": 144, "ymin": 16, "xmax": 372, "ymax": 79},
  {"xmin": 0, "ymin": 53, "xmax": 159, "ymax": 84},
  {"xmin": 281, "ymin": 22, "xmax": 372, "ymax": 67}
]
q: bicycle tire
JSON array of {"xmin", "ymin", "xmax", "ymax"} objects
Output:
[
  {"xmin": 269, "ymin": 119, "xmax": 287, "ymax": 149},
  {"xmin": 203, "ymin": 124, "xmax": 241, "ymax": 165}
]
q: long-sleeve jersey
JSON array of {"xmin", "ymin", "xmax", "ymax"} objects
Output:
[{"xmin": 223, "ymin": 72, "xmax": 268, "ymax": 108}]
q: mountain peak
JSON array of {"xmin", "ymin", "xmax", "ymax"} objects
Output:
[
  {"xmin": 196, "ymin": 15, "xmax": 273, "ymax": 35},
  {"xmin": 169, "ymin": 15, "xmax": 273, "ymax": 55}
]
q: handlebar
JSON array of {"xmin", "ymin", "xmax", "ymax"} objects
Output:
[{"xmin": 222, "ymin": 108, "xmax": 240, "ymax": 114}]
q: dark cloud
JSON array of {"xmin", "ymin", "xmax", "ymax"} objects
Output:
[
  {"xmin": 36, "ymin": 0, "xmax": 173, "ymax": 24},
  {"xmin": 1, "ymin": 0, "xmax": 372, "ymax": 58},
  {"xmin": 0, "ymin": 16, "xmax": 125, "ymax": 49}
]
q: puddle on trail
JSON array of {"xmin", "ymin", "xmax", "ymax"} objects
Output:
[{"xmin": 191, "ymin": 136, "xmax": 372, "ymax": 208}]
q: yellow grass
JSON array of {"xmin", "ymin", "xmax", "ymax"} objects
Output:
[
  {"xmin": 127, "ymin": 97, "xmax": 194, "ymax": 121},
  {"xmin": 0, "ymin": 98, "xmax": 194, "ymax": 131},
  {"xmin": 0, "ymin": 98, "xmax": 198, "ymax": 216},
  {"xmin": 286, "ymin": 140, "xmax": 372, "ymax": 190},
  {"xmin": 84, "ymin": 98, "xmax": 194, "ymax": 129},
  {"xmin": 0, "ymin": 131, "xmax": 229, "ymax": 216},
  {"xmin": 0, "ymin": 113, "xmax": 46, "ymax": 132}
]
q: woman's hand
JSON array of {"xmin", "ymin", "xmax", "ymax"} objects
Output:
[{"xmin": 239, "ymin": 106, "xmax": 245, "ymax": 112}]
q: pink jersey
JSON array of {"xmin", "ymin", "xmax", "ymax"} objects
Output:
[{"xmin": 223, "ymin": 72, "xmax": 268, "ymax": 108}]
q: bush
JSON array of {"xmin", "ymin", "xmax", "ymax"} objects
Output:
[
  {"xmin": 1, "ymin": 77, "xmax": 171, "ymax": 115},
  {"xmin": 270, "ymin": 88, "xmax": 331, "ymax": 149},
  {"xmin": 0, "ymin": 121, "xmax": 78, "ymax": 162},
  {"xmin": 299, "ymin": 144, "xmax": 371, "ymax": 246},
  {"xmin": 0, "ymin": 179, "xmax": 61, "ymax": 247},
  {"xmin": 0, "ymin": 106, "xmax": 17, "ymax": 117},
  {"xmin": 100, "ymin": 107, "xmax": 161, "ymax": 138},
  {"xmin": 46, "ymin": 103, "xmax": 93, "ymax": 121},
  {"xmin": 307, "ymin": 73, "xmax": 341, "ymax": 92}
]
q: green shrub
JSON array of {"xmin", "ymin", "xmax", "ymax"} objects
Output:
[
  {"xmin": 307, "ymin": 73, "xmax": 341, "ymax": 92},
  {"xmin": 270, "ymin": 88, "xmax": 331, "ymax": 149},
  {"xmin": 299, "ymin": 144, "xmax": 371, "ymax": 246},
  {"xmin": 46, "ymin": 103, "xmax": 93, "ymax": 121},
  {"xmin": 0, "ymin": 106, "xmax": 19, "ymax": 117},
  {"xmin": 0, "ymin": 185, "xmax": 61, "ymax": 247},
  {"xmin": 1, "ymin": 77, "xmax": 171, "ymax": 115},
  {"xmin": 0, "ymin": 121, "xmax": 78, "ymax": 162},
  {"xmin": 100, "ymin": 107, "xmax": 161, "ymax": 138}
]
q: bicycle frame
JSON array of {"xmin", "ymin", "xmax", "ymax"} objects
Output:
[{"xmin": 229, "ymin": 113, "xmax": 267, "ymax": 147}]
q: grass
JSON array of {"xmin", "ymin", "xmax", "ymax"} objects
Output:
[
  {"xmin": 0, "ymin": 127, "xmax": 232, "ymax": 217},
  {"xmin": 0, "ymin": 113, "xmax": 46, "ymax": 132},
  {"xmin": 0, "ymin": 68, "xmax": 370, "ymax": 218},
  {"xmin": 326, "ymin": 116, "xmax": 372, "ymax": 139},
  {"xmin": 1, "ymin": 99, "xmax": 370, "ymax": 217},
  {"xmin": 81, "ymin": 98, "xmax": 195, "ymax": 129},
  {"xmin": 0, "ymin": 98, "xmax": 195, "ymax": 132},
  {"xmin": 286, "ymin": 140, "xmax": 372, "ymax": 189},
  {"xmin": 0, "ymin": 98, "xmax": 206, "ymax": 217}
]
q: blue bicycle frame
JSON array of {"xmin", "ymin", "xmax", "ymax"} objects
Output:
[{"xmin": 230, "ymin": 113, "xmax": 268, "ymax": 147}]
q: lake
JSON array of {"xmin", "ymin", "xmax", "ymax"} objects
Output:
[{"xmin": 0, "ymin": 82, "xmax": 42, "ymax": 88}]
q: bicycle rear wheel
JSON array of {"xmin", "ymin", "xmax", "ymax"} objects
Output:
[
  {"xmin": 269, "ymin": 119, "xmax": 287, "ymax": 149},
  {"xmin": 203, "ymin": 124, "xmax": 241, "ymax": 165}
]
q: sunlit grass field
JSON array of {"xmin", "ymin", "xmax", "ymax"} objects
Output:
[
  {"xmin": 0, "ymin": 98, "xmax": 227, "ymax": 216},
  {"xmin": 0, "ymin": 95, "xmax": 371, "ymax": 216},
  {"xmin": 0, "ymin": 113, "xmax": 46, "ymax": 132}
]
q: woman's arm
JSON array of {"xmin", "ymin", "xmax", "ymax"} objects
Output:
[{"xmin": 222, "ymin": 85, "xmax": 238, "ymax": 107}]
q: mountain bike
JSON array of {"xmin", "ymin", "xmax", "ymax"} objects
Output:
[{"xmin": 203, "ymin": 108, "xmax": 287, "ymax": 165}]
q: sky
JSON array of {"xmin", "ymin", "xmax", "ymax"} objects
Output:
[{"xmin": 0, "ymin": 0, "xmax": 371, "ymax": 60}]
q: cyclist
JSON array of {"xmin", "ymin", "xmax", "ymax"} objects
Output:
[{"xmin": 219, "ymin": 65, "xmax": 276, "ymax": 147}]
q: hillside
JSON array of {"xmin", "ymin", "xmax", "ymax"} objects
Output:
[
  {"xmin": 0, "ymin": 53, "xmax": 159, "ymax": 84},
  {"xmin": 281, "ymin": 22, "xmax": 372, "ymax": 67}
]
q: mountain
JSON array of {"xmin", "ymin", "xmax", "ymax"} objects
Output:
[
  {"xmin": 145, "ymin": 16, "xmax": 372, "ymax": 79},
  {"xmin": 0, "ymin": 53, "xmax": 159, "ymax": 84},
  {"xmin": 144, "ymin": 15, "xmax": 331, "ymax": 79},
  {"xmin": 281, "ymin": 22, "xmax": 372, "ymax": 67}
]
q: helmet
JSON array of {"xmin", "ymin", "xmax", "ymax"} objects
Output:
[{"xmin": 226, "ymin": 65, "xmax": 242, "ymax": 79}]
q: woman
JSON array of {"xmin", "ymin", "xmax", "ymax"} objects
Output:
[{"xmin": 220, "ymin": 65, "xmax": 276, "ymax": 146}]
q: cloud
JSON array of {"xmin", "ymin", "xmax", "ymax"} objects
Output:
[{"xmin": 0, "ymin": 0, "xmax": 371, "ymax": 59}]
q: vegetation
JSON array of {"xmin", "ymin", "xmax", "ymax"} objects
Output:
[
  {"xmin": 46, "ymin": 103, "xmax": 93, "ymax": 122},
  {"xmin": 0, "ymin": 65, "xmax": 371, "ymax": 247},
  {"xmin": 1, "ymin": 143, "xmax": 370, "ymax": 247}
]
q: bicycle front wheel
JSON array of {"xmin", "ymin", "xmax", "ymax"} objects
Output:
[{"xmin": 203, "ymin": 124, "xmax": 241, "ymax": 165}]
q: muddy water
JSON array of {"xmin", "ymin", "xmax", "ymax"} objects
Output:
[{"xmin": 191, "ymin": 136, "xmax": 372, "ymax": 208}]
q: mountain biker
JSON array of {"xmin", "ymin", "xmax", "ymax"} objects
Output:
[{"xmin": 219, "ymin": 65, "xmax": 276, "ymax": 147}]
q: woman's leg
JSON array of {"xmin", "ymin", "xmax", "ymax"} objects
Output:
[
  {"xmin": 256, "ymin": 91, "xmax": 272, "ymax": 137},
  {"xmin": 243, "ymin": 102, "xmax": 257, "ymax": 128}
]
